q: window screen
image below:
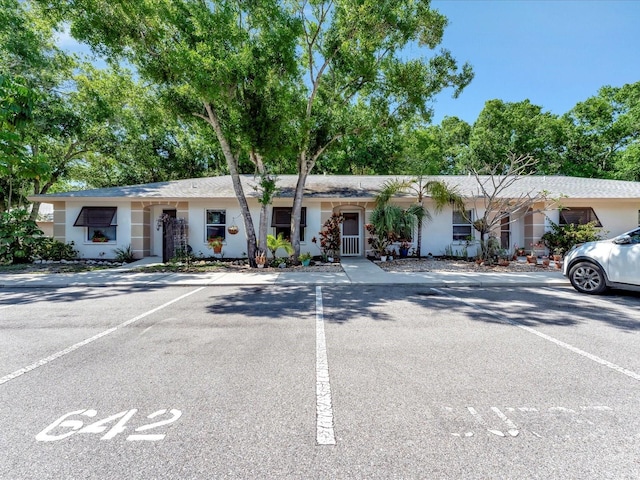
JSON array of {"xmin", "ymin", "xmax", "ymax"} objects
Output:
[{"xmin": 559, "ymin": 208, "xmax": 602, "ymax": 227}]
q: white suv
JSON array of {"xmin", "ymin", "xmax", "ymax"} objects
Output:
[{"xmin": 563, "ymin": 227, "xmax": 640, "ymax": 294}]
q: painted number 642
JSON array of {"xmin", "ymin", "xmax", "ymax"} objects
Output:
[{"xmin": 35, "ymin": 409, "xmax": 182, "ymax": 442}]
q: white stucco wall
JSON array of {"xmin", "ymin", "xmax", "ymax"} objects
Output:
[
  {"xmin": 184, "ymin": 199, "xmax": 318, "ymax": 259},
  {"xmin": 65, "ymin": 201, "xmax": 132, "ymax": 260},
  {"xmin": 60, "ymin": 196, "xmax": 639, "ymax": 261}
]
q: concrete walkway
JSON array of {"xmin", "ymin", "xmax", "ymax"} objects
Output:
[{"xmin": 0, "ymin": 257, "xmax": 568, "ymax": 289}]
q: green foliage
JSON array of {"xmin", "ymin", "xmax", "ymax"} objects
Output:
[
  {"xmin": 541, "ymin": 220, "xmax": 604, "ymax": 255},
  {"xmin": 316, "ymin": 214, "xmax": 344, "ymax": 257},
  {"xmin": 34, "ymin": 238, "xmax": 78, "ymax": 261},
  {"xmin": 113, "ymin": 244, "xmax": 136, "ymax": 263},
  {"xmin": 0, "ymin": 209, "xmax": 44, "ymax": 264},
  {"xmin": 467, "ymin": 99, "xmax": 565, "ymax": 174},
  {"xmin": 375, "ymin": 177, "xmax": 460, "ymax": 256},
  {"xmin": 299, "ymin": 251, "xmax": 312, "ymax": 262},
  {"xmin": 253, "ymin": 173, "xmax": 279, "ymax": 206},
  {"xmin": 562, "ymin": 82, "xmax": 640, "ymax": 180},
  {"xmin": 266, "ymin": 233, "xmax": 294, "ymax": 260}
]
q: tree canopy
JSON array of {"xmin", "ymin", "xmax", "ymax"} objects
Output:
[{"xmin": 36, "ymin": 0, "xmax": 473, "ymax": 262}]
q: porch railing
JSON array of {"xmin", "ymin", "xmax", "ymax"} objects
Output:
[{"xmin": 341, "ymin": 235, "xmax": 360, "ymax": 256}]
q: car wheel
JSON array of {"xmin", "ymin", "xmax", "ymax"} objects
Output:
[{"xmin": 569, "ymin": 261, "xmax": 607, "ymax": 294}]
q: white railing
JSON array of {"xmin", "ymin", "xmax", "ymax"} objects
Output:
[{"xmin": 341, "ymin": 235, "xmax": 360, "ymax": 256}]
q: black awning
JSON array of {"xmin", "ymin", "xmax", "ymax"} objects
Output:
[
  {"xmin": 73, "ymin": 207, "xmax": 117, "ymax": 227},
  {"xmin": 271, "ymin": 207, "xmax": 306, "ymax": 227}
]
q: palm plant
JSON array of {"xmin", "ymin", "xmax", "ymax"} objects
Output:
[
  {"xmin": 376, "ymin": 177, "xmax": 463, "ymax": 257},
  {"xmin": 266, "ymin": 233, "xmax": 294, "ymax": 259}
]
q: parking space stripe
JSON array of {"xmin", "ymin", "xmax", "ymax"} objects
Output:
[
  {"xmin": 315, "ymin": 286, "xmax": 336, "ymax": 445},
  {"xmin": 432, "ymin": 288, "xmax": 640, "ymax": 382},
  {"xmin": 0, "ymin": 287, "xmax": 205, "ymax": 386}
]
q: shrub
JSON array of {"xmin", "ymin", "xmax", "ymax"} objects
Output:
[
  {"xmin": 541, "ymin": 220, "xmax": 604, "ymax": 255},
  {"xmin": 113, "ymin": 244, "xmax": 136, "ymax": 263},
  {"xmin": 35, "ymin": 238, "xmax": 79, "ymax": 261},
  {"xmin": 0, "ymin": 210, "xmax": 44, "ymax": 264}
]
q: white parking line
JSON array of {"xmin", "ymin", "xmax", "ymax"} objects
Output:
[
  {"xmin": 0, "ymin": 287, "xmax": 206, "ymax": 386},
  {"xmin": 315, "ymin": 286, "xmax": 336, "ymax": 445},
  {"xmin": 432, "ymin": 288, "xmax": 640, "ymax": 382}
]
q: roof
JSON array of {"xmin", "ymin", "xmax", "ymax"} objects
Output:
[{"xmin": 30, "ymin": 174, "xmax": 640, "ymax": 201}]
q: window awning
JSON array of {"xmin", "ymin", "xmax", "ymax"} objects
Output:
[
  {"xmin": 559, "ymin": 207, "xmax": 602, "ymax": 227},
  {"xmin": 74, "ymin": 207, "xmax": 117, "ymax": 227}
]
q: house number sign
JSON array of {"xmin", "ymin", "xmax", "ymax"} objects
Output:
[{"xmin": 36, "ymin": 408, "xmax": 182, "ymax": 442}]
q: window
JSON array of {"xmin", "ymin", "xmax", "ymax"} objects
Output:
[
  {"xmin": 559, "ymin": 207, "xmax": 602, "ymax": 227},
  {"xmin": 500, "ymin": 215, "xmax": 510, "ymax": 249},
  {"xmin": 74, "ymin": 207, "xmax": 117, "ymax": 242},
  {"xmin": 452, "ymin": 210, "xmax": 473, "ymax": 241},
  {"xmin": 206, "ymin": 210, "xmax": 226, "ymax": 241},
  {"xmin": 271, "ymin": 207, "xmax": 306, "ymax": 241}
]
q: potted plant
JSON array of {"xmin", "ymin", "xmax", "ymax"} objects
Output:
[
  {"xmin": 398, "ymin": 240, "xmax": 410, "ymax": 258},
  {"xmin": 208, "ymin": 236, "xmax": 224, "ymax": 254},
  {"xmin": 255, "ymin": 251, "xmax": 266, "ymax": 268},
  {"xmin": 92, "ymin": 230, "xmax": 109, "ymax": 242},
  {"xmin": 299, "ymin": 251, "xmax": 312, "ymax": 266}
]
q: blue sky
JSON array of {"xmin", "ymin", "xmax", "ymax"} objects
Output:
[{"xmin": 427, "ymin": 0, "xmax": 640, "ymax": 124}]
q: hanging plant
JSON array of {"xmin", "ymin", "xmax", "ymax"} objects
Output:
[{"xmin": 228, "ymin": 225, "xmax": 239, "ymax": 235}]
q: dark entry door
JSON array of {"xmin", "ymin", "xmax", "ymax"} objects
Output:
[{"xmin": 162, "ymin": 209, "xmax": 177, "ymax": 263}]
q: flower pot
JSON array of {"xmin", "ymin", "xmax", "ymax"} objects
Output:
[
  {"xmin": 399, "ymin": 247, "xmax": 409, "ymax": 258},
  {"xmin": 526, "ymin": 255, "xmax": 537, "ymax": 264},
  {"xmin": 213, "ymin": 246, "xmax": 222, "ymax": 254},
  {"xmin": 380, "ymin": 255, "xmax": 387, "ymax": 262},
  {"xmin": 301, "ymin": 259, "xmax": 311, "ymax": 266},
  {"xmin": 227, "ymin": 225, "xmax": 239, "ymax": 235}
]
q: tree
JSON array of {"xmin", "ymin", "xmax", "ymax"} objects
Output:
[
  {"xmin": 562, "ymin": 81, "xmax": 640, "ymax": 179},
  {"xmin": 458, "ymin": 153, "xmax": 552, "ymax": 261},
  {"xmin": 0, "ymin": 73, "xmax": 38, "ymax": 211},
  {"xmin": 376, "ymin": 177, "xmax": 461, "ymax": 257},
  {"xmin": 38, "ymin": 0, "xmax": 302, "ymax": 266},
  {"xmin": 467, "ymin": 99, "xmax": 565, "ymax": 174},
  {"xmin": 287, "ymin": 0, "xmax": 473, "ymax": 258},
  {"xmin": 40, "ymin": 1, "xmax": 472, "ymax": 264},
  {"xmin": 401, "ymin": 116, "xmax": 472, "ymax": 175},
  {"xmin": 69, "ymin": 67, "xmax": 225, "ymax": 190}
]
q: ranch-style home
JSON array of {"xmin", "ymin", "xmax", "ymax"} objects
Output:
[{"xmin": 30, "ymin": 175, "xmax": 640, "ymax": 262}]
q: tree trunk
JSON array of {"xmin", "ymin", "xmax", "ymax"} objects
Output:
[
  {"xmin": 200, "ymin": 103, "xmax": 258, "ymax": 266},
  {"xmin": 416, "ymin": 216, "xmax": 423, "ymax": 257},
  {"xmin": 252, "ymin": 152, "xmax": 269, "ymax": 255},
  {"xmin": 290, "ymin": 160, "xmax": 309, "ymax": 260}
]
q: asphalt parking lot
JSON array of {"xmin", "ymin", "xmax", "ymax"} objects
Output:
[{"xmin": 1, "ymin": 284, "xmax": 639, "ymax": 479}]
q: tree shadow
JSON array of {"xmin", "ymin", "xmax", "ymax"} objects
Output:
[
  {"xmin": 204, "ymin": 285, "xmax": 396, "ymax": 324},
  {"xmin": 319, "ymin": 285, "xmax": 640, "ymax": 333},
  {"xmin": 0, "ymin": 285, "xmax": 169, "ymax": 307}
]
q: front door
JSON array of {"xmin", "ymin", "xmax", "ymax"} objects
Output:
[
  {"xmin": 162, "ymin": 209, "xmax": 177, "ymax": 263},
  {"xmin": 341, "ymin": 212, "xmax": 360, "ymax": 256}
]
